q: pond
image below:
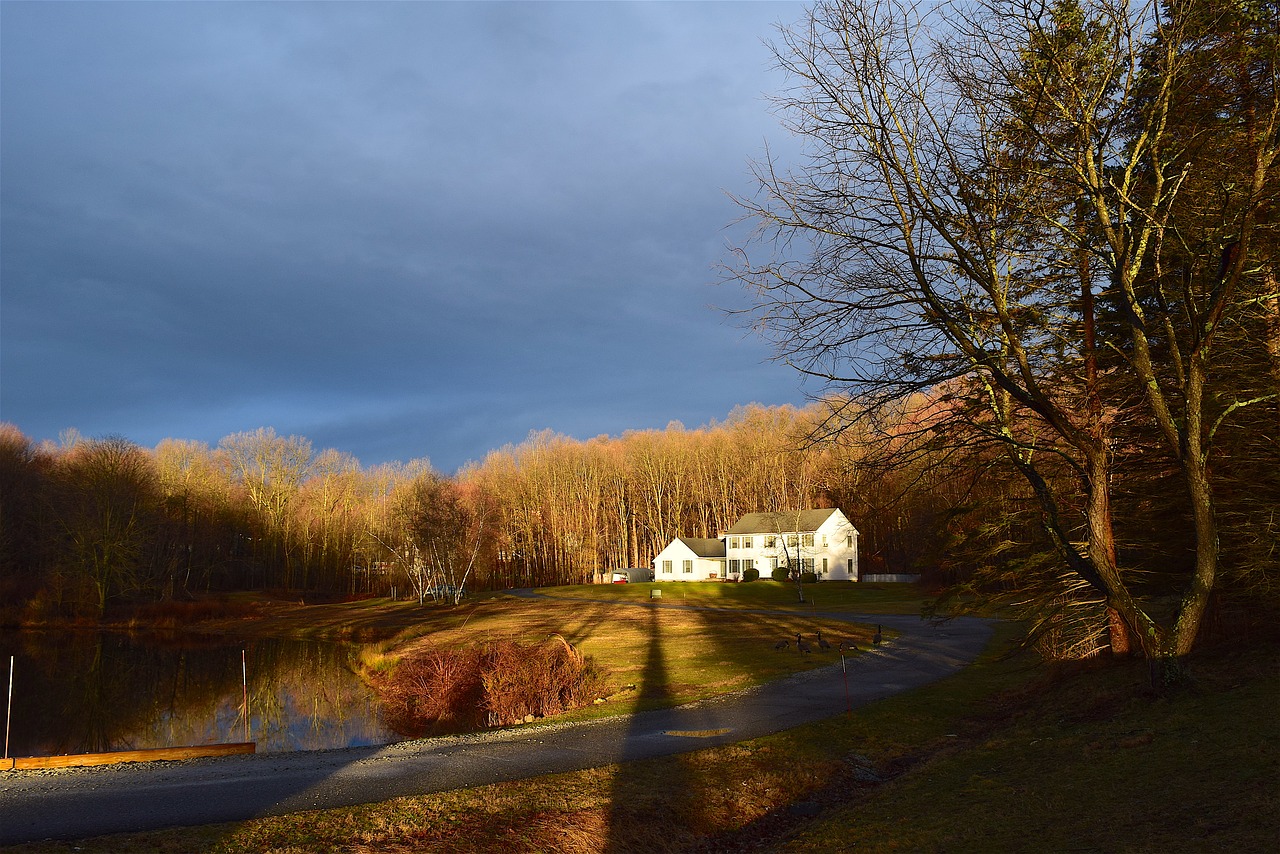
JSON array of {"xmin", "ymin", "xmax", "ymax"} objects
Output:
[{"xmin": 0, "ymin": 629, "xmax": 399, "ymax": 757}]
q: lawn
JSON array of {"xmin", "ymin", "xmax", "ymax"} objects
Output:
[
  {"xmin": 534, "ymin": 579, "xmax": 932, "ymax": 614},
  {"xmin": 198, "ymin": 582, "xmax": 907, "ymax": 721}
]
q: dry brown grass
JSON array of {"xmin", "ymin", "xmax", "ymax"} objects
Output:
[{"xmin": 124, "ymin": 597, "xmax": 259, "ymax": 629}]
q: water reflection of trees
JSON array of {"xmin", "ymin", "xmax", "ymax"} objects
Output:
[{"xmin": 2, "ymin": 631, "xmax": 393, "ymax": 757}]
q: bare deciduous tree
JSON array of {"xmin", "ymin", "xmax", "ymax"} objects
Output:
[
  {"xmin": 219, "ymin": 427, "xmax": 313, "ymax": 588},
  {"xmin": 730, "ymin": 0, "xmax": 1277, "ymax": 673},
  {"xmin": 55, "ymin": 436, "xmax": 158, "ymax": 614}
]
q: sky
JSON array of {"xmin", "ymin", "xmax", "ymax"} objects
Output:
[{"xmin": 1, "ymin": 1, "xmax": 812, "ymax": 473}]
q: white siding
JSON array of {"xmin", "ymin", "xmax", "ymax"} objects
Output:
[
  {"xmin": 723, "ymin": 510, "xmax": 859, "ymax": 582},
  {"xmin": 652, "ymin": 540, "xmax": 726, "ymax": 582}
]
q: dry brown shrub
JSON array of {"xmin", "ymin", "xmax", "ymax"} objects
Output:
[
  {"xmin": 379, "ymin": 647, "xmax": 486, "ymax": 735},
  {"xmin": 378, "ymin": 636, "xmax": 603, "ymax": 735},
  {"xmin": 481, "ymin": 634, "xmax": 602, "ymax": 726}
]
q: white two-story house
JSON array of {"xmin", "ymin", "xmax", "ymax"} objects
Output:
[{"xmin": 651, "ymin": 508, "xmax": 859, "ymax": 582}]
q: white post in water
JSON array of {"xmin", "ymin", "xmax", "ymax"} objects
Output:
[
  {"xmin": 5, "ymin": 655, "xmax": 13, "ymax": 760},
  {"xmin": 241, "ymin": 649, "xmax": 249, "ymax": 743}
]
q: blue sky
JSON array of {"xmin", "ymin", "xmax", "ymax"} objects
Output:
[{"xmin": 1, "ymin": 1, "xmax": 809, "ymax": 472}]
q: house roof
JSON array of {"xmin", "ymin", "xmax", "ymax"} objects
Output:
[
  {"xmin": 723, "ymin": 509, "xmax": 842, "ymax": 535},
  {"xmin": 677, "ymin": 537, "xmax": 727, "ymax": 558}
]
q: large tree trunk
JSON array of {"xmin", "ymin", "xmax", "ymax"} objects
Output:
[
  {"xmin": 1171, "ymin": 370, "xmax": 1219, "ymax": 659},
  {"xmin": 1107, "ymin": 607, "xmax": 1132, "ymax": 656},
  {"xmin": 1082, "ymin": 447, "xmax": 1159, "ymax": 658}
]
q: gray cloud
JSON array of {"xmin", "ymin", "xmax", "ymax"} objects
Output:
[{"xmin": 1, "ymin": 1, "xmax": 808, "ymax": 471}]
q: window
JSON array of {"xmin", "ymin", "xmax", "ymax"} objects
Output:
[
  {"xmin": 729, "ymin": 537, "xmax": 739, "ymax": 549},
  {"xmin": 821, "ymin": 535, "xmax": 828, "ymax": 548},
  {"xmin": 765, "ymin": 536, "xmax": 776, "ymax": 548},
  {"xmin": 787, "ymin": 534, "xmax": 799, "ymax": 548},
  {"xmin": 801, "ymin": 558, "xmax": 815, "ymax": 573},
  {"xmin": 769, "ymin": 558, "xmax": 778, "ymax": 571},
  {"xmin": 662, "ymin": 560, "xmax": 673, "ymax": 574},
  {"xmin": 802, "ymin": 533, "xmax": 815, "ymax": 548},
  {"xmin": 847, "ymin": 535, "xmax": 853, "ymax": 547},
  {"xmin": 683, "ymin": 559, "xmax": 693, "ymax": 574},
  {"xmin": 848, "ymin": 559, "xmax": 854, "ymax": 573},
  {"xmin": 822, "ymin": 558, "xmax": 828, "ymax": 575},
  {"xmin": 728, "ymin": 559, "xmax": 739, "ymax": 572},
  {"xmin": 743, "ymin": 536, "xmax": 753, "ymax": 549}
]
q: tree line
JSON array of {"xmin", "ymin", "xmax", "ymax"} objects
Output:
[
  {"xmin": 1, "ymin": 368, "xmax": 1272, "ymax": 662},
  {"xmin": 0, "ymin": 405, "xmax": 977, "ymax": 620}
]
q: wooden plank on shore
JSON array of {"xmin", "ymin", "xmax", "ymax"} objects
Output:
[{"xmin": 6, "ymin": 742, "xmax": 255, "ymax": 770}]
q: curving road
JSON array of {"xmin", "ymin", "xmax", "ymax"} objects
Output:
[{"xmin": 0, "ymin": 600, "xmax": 994, "ymax": 845}]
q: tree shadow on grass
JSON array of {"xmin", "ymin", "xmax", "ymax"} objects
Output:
[
  {"xmin": 587, "ymin": 592, "xmax": 885, "ymax": 851},
  {"xmin": 601, "ymin": 604, "xmax": 694, "ymax": 852}
]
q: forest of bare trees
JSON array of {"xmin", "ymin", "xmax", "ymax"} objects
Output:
[
  {"xmin": 1, "ymin": 384, "xmax": 1272, "ymax": 663},
  {"xmin": 0, "ymin": 401, "xmax": 1013, "ymax": 620}
]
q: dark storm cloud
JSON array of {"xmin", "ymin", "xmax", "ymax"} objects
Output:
[{"xmin": 1, "ymin": 1, "xmax": 807, "ymax": 471}]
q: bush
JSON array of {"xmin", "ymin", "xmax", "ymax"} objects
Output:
[
  {"xmin": 771, "ymin": 567, "xmax": 791, "ymax": 582},
  {"xmin": 742, "ymin": 568, "xmax": 760, "ymax": 582},
  {"xmin": 377, "ymin": 646, "xmax": 485, "ymax": 734},
  {"xmin": 377, "ymin": 635, "xmax": 603, "ymax": 735},
  {"xmin": 800, "ymin": 571, "xmax": 818, "ymax": 584}
]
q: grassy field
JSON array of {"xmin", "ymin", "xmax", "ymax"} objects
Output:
[
  {"xmin": 8, "ymin": 620, "xmax": 1275, "ymax": 853},
  {"xmin": 198, "ymin": 582, "xmax": 910, "ymax": 720},
  {"xmin": 532, "ymin": 580, "xmax": 932, "ymax": 614}
]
